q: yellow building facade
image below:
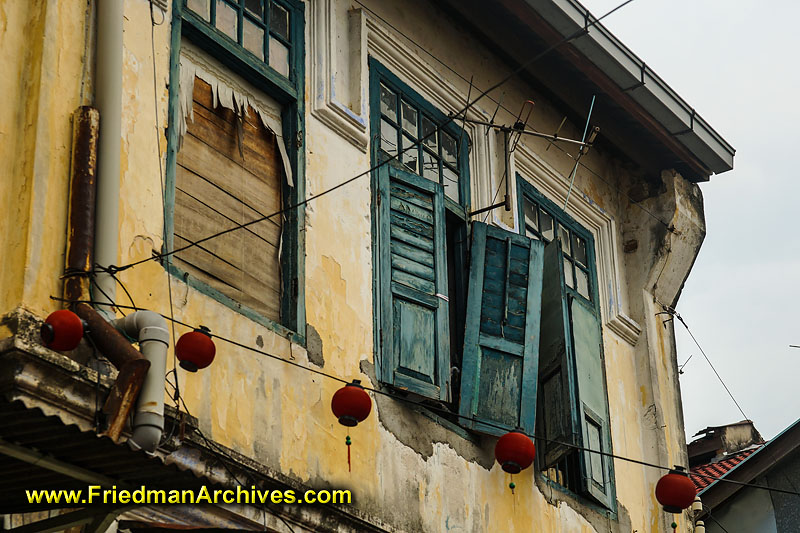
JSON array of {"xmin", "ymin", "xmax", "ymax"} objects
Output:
[{"xmin": 0, "ymin": 0, "xmax": 734, "ymax": 531}]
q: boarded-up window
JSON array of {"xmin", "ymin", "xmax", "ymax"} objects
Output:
[{"xmin": 174, "ymin": 77, "xmax": 283, "ymax": 322}]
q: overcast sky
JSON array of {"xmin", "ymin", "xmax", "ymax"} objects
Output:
[{"xmin": 579, "ymin": 0, "xmax": 800, "ymax": 441}]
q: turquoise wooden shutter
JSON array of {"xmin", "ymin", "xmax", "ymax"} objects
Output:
[
  {"xmin": 538, "ymin": 238, "xmax": 615, "ymax": 509},
  {"xmin": 378, "ymin": 164, "xmax": 450, "ymax": 400},
  {"xmin": 459, "ymin": 222, "xmax": 544, "ymax": 436},
  {"xmin": 570, "ymin": 296, "xmax": 614, "ymax": 509},
  {"xmin": 537, "ymin": 239, "xmax": 578, "ymax": 467}
]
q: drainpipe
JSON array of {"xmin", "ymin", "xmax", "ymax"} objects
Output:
[
  {"xmin": 113, "ymin": 311, "xmax": 169, "ymax": 452},
  {"xmin": 94, "ymin": 0, "xmax": 123, "ymax": 319}
]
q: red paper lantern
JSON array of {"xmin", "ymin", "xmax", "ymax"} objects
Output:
[
  {"xmin": 495, "ymin": 430, "xmax": 536, "ymax": 474},
  {"xmin": 176, "ymin": 326, "xmax": 216, "ymax": 372},
  {"xmin": 656, "ymin": 467, "xmax": 696, "ymax": 513},
  {"xmin": 331, "ymin": 380, "xmax": 371, "ymax": 427},
  {"xmin": 41, "ymin": 310, "xmax": 84, "ymax": 351}
]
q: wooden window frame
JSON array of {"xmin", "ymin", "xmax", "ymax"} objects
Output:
[
  {"xmin": 369, "ymin": 58, "xmax": 471, "ymax": 402},
  {"xmin": 163, "ymin": 0, "xmax": 306, "ymax": 342},
  {"xmin": 517, "ymin": 176, "xmax": 617, "ymax": 514}
]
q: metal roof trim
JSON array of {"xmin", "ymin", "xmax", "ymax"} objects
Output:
[{"xmin": 524, "ymin": 0, "xmax": 735, "ymax": 175}]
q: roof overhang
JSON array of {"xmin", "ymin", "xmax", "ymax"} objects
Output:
[{"xmin": 440, "ymin": 0, "xmax": 735, "ymax": 181}]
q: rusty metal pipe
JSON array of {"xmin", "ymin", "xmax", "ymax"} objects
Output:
[
  {"xmin": 64, "ymin": 107, "xmax": 100, "ymax": 303},
  {"xmin": 74, "ymin": 303, "xmax": 151, "ymax": 442}
]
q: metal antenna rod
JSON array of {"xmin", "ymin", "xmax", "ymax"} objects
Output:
[{"xmin": 563, "ymin": 95, "xmax": 597, "ymax": 211}]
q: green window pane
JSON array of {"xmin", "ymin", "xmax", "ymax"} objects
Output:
[
  {"xmin": 215, "ymin": 0, "xmax": 238, "ymax": 42},
  {"xmin": 245, "ymin": 0, "xmax": 263, "ymax": 17},
  {"xmin": 270, "ymin": 3, "xmax": 290, "ymax": 40},
  {"xmin": 443, "ymin": 166, "xmax": 459, "ymax": 203},
  {"xmin": 186, "ymin": 0, "xmax": 210, "ymax": 21},
  {"xmin": 402, "ymin": 135, "xmax": 419, "ymax": 173},
  {"xmin": 421, "ymin": 114, "xmax": 437, "ymax": 150},
  {"xmin": 576, "ymin": 267, "xmax": 590, "ymax": 299},
  {"xmin": 379, "ymin": 84, "xmax": 398, "ymax": 122},
  {"xmin": 540, "ymin": 209, "xmax": 554, "ymax": 241},
  {"xmin": 564, "ymin": 257, "xmax": 574, "ymax": 288},
  {"xmin": 243, "ymin": 18, "xmax": 265, "ymax": 60},
  {"xmin": 524, "ymin": 200, "xmax": 538, "ymax": 234},
  {"xmin": 380, "ymin": 119, "xmax": 398, "ymax": 158},
  {"xmin": 586, "ymin": 419, "xmax": 604, "ymax": 487},
  {"xmin": 401, "ymin": 100, "xmax": 418, "ymax": 137},
  {"xmin": 422, "ymin": 150, "xmax": 438, "ymax": 182},
  {"xmin": 559, "ymin": 225, "xmax": 571, "ymax": 255},
  {"xmin": 572, "ymin": 234, "xmax": 587, "ymax": 267},
  {"xmin": 269, "ymin": 37, "xmax": 290, "ymax": 76},
  {"xmin": 441, "ymin": 131, "xmax": 458, "ymax": 167}
]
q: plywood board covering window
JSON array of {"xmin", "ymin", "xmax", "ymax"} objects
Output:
[{"xmin": 174, "ymin": 76, "xmax": 283, "ymax": 321}]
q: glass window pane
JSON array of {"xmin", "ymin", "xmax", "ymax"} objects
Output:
[
  {"xmin": 187, "ymin": 0, "xmax": 210, "ymax": 21},
  {"xmin": 216, "ymin": 0, "xmax": 238, "ymax": 42},
  {"xmin": 573, "ymin": 234, "xmax": 587, "ymax": 266},
  {"xmin": 540, "ymin": 210, "xmax": 554, "ymax": 241},
  {"xmin": 401, "ymin": 100, "xmax": 418, "ymax": 137},
  {"xmin": 576, "ymin": 268, "xmax": 590, "ymax": 299},
  {"xmin": 379, "ymin": 84, "xmax": 397, "ymax": 122},
  {"xmin": 421, "ymin": 114, "xmax": 437, "ymax": 150},
  {"xmin": 270, "ymin": 2, "xmax": 290, "ymax": 40},
  {"xmin": 523, "ymin": 200, "xmax": 538, "ymax": 234},
  {"xmin": 269, "ymin": 37, "xmax": 290, "ymax": 76},
  {"xmin": 380, "ymin": 119, "xmax": 398, "ymax": 158},
  {"xmin": 586, "ymin": 420, "xmax": 604, "ymax": 486},
  {"xmin": 559, "ymin": 225, "xmax": 571, "ymax": 255},
  {"xmin": 441, "ymin": 131, "xmax": 458, "ymax": 167},
  {"xmin": 243, "ymin": 18, "xmax": 264, "ymax": 60},
  {"xmin": 245, "ymin": 0, "xmax": 263, "ymax": 17},
  {"xmin": 443, "ymin": 167, "xmax": 459, "ymax": 203},
  {"xmin": 563, "ymin": 258, "xmax": 574, "ymax": 288},
  {"xmin": 422, "ymin": 150, "xmax": 438, "ymax": 183},
  {"xmin": 402, "ymin": 135, "xmax": 419, "ymax": 173}
]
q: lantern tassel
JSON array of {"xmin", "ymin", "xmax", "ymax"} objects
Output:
[{"xmin": 346, "ymin": 435, "xmax": 352, "ymax": 473}]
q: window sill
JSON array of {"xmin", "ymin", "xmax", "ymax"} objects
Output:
[
  {"xmin": 167, "ymin": 263, "xmax": 305, "ymax": 346},
  {"xmin": 536, "ymin": 473, "xmax": 617, "ymax": 521}
]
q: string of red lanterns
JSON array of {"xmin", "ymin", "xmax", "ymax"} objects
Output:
[
  {"xmin": 175, "ymin": 326, "xmax": 216, "ymax": 372},
  {"xmin": 655, "ymin": 466, "xmax": 697, "ymax": 513},
  {"xmin": 39, "ymin": 308, "xmax": 711, "ymax": 517},
  {"xmin": 330, "ymin": 380, "xmax": 372, "ymax": 472},
  {"xmin": 41, "ymin": 309, "xmax": 85, "ymax": 351}
]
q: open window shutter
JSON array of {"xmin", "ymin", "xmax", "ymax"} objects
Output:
[
  {"xmin": 378, "ymin": 165, "xmax": 450, "ymax": 400},
  {"xmin": 537, "ymin": 239, "xmax": 579, "ymax": 468},
  {"xmin": 459, "ymin": 222, "xmax": 543, "ymax": 436},
  {"xmin": 570, "ymin": 296, "xmax": 614, "ymax": 508}
]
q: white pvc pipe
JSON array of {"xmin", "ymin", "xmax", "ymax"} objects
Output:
[
  {"xmin": 94, "ymin": 0, "xmax": 124, "ymax": 319},
  {"xmin": 114, "ymin": 311, "xmax": 169, "ymax": 452}
]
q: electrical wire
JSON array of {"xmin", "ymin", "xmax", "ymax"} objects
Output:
[
  {"xmin": 49, "ymin": 295, "xmax": 800, "ymax": 499},
  {"xmin": 659, "ymin": 304, "xmax": 749, "ymax": 423},
  {"xmin": 109, "ymin": 0, "xmax": 641, "ymax": 275}
]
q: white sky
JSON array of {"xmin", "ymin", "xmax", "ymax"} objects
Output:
[{"xmin": 579, "ymin": 0, "xmax": 800, "ymax": 441}]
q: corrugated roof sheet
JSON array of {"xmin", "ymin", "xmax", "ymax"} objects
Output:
[
  {"xmin": 690, "ymin": 447, "xmax": 760, "ymax": 493},
  {"xmin": 0, "ymin": 400, "xmax": 212, "ymax": 514}
]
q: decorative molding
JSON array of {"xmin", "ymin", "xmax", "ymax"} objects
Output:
[
  {"xmin": 513, "ymin": 145, "xmax": 642, "ymax": 345},
  {"xmin": 606, "ymin": 313, "xmax": 642, "ymax": 346},
  {"xmin": 309, "ymin": 0, "xmax": 369, "ymax": 150}
]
